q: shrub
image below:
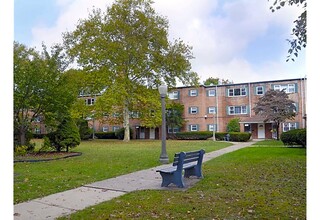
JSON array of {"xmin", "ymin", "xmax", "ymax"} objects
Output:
[
  {"xmin": 115, "ymin": 127, "xmax": 133, "ymax": 140},
  {"xmin": 48, "ymin": 116, "xmax": 81, "ymax": 152},
  {"xmin": 76, "ymin": 118, "xmax": 92, "ymax": 140},
  {"xmin": 281, "ymin": 128, "xmax": 306, "ymax": 147},
  {"xmin": 175, "ymin": 131, "xmax": 213, "ymax": 140},
  {"xmin": 215, "ymin": 132, "xmax": 228, "ymax": 141},
  {"xmin": 228, "ymin": 132, "xmax": 251, "ymax": 142},
  {"xmin": 227, "ymin": 118, "xmax": 240, "ymax": 132},
  {"xmin": 95, "ymin": 132, "xmax": 117, "ymax": 139},
  {"xmin": 14, "ymin": 145, "xmax": 29, "ymax": 156}
]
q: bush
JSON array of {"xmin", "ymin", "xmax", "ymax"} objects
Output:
[
  {"xmin": 281, "ymin": 128, "xmax": 306, "ymax": 147},
  {"xmin": 175, "ymin": 131, "xmax": 213, "ymax": 140},
  {"xmin": 115, "ymin": 127, "xmax": 133, "ymax": 140},
  {"xmin": 48, "ymin": 116, "xmax": 81, "ymax": 152},
  {"xmin": 76, "ymin": 118, "xmax": 92, "ymax": 140},
  {"xmin": 14, "ymin": 145, "xmax": 29, "ymax": 156},
  {"xmin": 227, "ymin": 118, "xmax": 240, "ymax": 132},
  {"xmin": 95, "ymin": 132, "xmax": 117, "ymax": 139},
  {"xmin": 215, "ymin": 132, "xmax": 228, "ymax": 141},
  {"xmin": 228, "ymin": 132, "xmax": 251, "ymax": 142}
]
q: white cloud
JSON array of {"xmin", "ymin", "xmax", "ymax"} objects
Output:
[{"xmin": 29, "ymin": 0, "xmax": 305, "ymax": 84}]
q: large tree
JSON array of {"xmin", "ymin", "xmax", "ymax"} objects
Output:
[
  {"xmin": 14, "ymin": 42, "xmax": 76, "ymax": 147},
  {"xmin": 269, "ymin": 0, "xmax": 306, "ymax": 62},
  {"xmin": 252, "ymin": 89, "xmax": 296, "ymax": 140},
  {"xmin": 203, "ymin": 77, "xmax": 233, "ymax": 86},
  {"xmin": 63, "ymin": 0, "xmax": 199, "ymax": 141}
]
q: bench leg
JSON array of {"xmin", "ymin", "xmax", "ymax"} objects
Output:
[
  {"xmin": 159, "ymin": 172, "xmax": 185, "ymax": 188},
  {"xmin": 184, "ymin": 166, "xmax": 203, "ymax": 178}
]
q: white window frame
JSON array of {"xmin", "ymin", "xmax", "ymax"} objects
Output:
[
  {"xmin": 190, "ymin": 107, "xmax": 198, "ymax": 114},
  {"xmin": 228, "ymin": 106, "xmax": 247, "ymax": 115},
  {"xmin": 283, "ymin": 122, "xmax": 297, "ymax": 132},
  {"xmin": 274, "ymin": 84, "xmax": 295, "ymax": 93},
  {"xmin": 190, "ymin": 124, "xmax": 198, "ymax": 131},
  {"xmin": 228, "ymin": 88, "xmax": 246, "ymax": 97},
  {"xmin": 113, "ymin": 126, "xmax": 120, "ymax": 132},
  {"xmin": 208, "ymin": 124, "xmax": 217, "ymax": 132},
  {"xmin": 208, "ymin": 89, "xmax": 216, "ymax": 96},
  {"xmin": 168, "ymin": 91, "xmax": 179, "ymax": 100},
  {"xmin": 85, "ymin": 98, "xmax": 95, "ymax": 106},
  {"xmin": 208, "ymin": 107, "xmax": 216, "ymax": 114},
  {"xmin": 168, "ymin": 127, "xmax": 179, "ymax": 133},
  {"xmin": 189, "ymin": 89, "xmax": 198, "ymax": 96},
  {"xmin": 102, "ymin": 126, "xmax": 109, "ymax": 132},
  {"xmin": 256, "ymin": 86, "xmax": 264, "ymax": 95}
]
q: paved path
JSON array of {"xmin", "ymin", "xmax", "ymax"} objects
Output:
[{"xmin": 14, "ymin": 141, "xmax": 257, "ymax": 220}]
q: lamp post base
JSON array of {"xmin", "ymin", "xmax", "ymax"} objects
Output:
[{"xmin": 159, "ymin": 156, "xmax": 169, "ymax": 164}]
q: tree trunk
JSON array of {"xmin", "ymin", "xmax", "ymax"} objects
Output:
[
  {"xmin": 19, "ymin": 126, "xmax": 27, "ymax": 146},
  {"xmin": 276, "ymin": 123, "xmax": 280, "ymax": 140},
  {"xmin": 123, "ymin": 105, "xmax": 130, "ymax": 142}
]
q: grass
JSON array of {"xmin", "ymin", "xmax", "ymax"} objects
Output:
[
  {"xmin": 58, "ymin": 143, "xmax": 306, "ymax": 219},
  {"xmin": 14, "ymin": 139, "xmax": 231, "ymax": 204}
]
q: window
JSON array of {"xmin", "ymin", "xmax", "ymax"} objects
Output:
[
  {"xmin": 208, "ymin": 124, "xmax": 217, "ymax": 132},
  {"xmin": 189, "ymin": 124, "xmax": 199, "ymax": 131},
  {"xmin": 168, "ymin": 127, "xmax": 180, "ymax": 133},
  {"xmin": 34, "ymin": 127, "xmax": 41, "ymax": 134},
  {"xmin": 274, "ymin": 84, "xmax": 296, "ymax": 93},
  {"xmin": 256, "ymin": 86, "xmax": 264, "ymax": 95},
  {"xmin": 207, "ymin": 89, "xmax": 216, "ymax": 96},
  {"xmin": 85, "ymin": 98, "xmax": 95, "ymax": 105},
  {"xmin": 102, "ymin": 126, "xmax": 109, "ymax": 132},
  {"xmin": 113, "ymin": 126, "xmax": 120, "ymax": 132},
  {"xmin": 130, "ymin": 111, "xmax": 139, "ymax": 118},
  {"xmin": 34, "ymin": 116, "xmax": 41, "ymax": 122},
  {"xmin": 228, "ymin": 88, "xmax": 246, "ymax": 97},
  {"xmin": 208, "ymin": 107, "xmax": 216, "ymax": 114},
  {"xmin": 168, "ymin": 91, "xmax": 179, "ymax": 100},
  {"xmin": 189, "ymin": 89, "xmax": 198, "ymax": 96},
  {"xmin": 228, "ymin": 106, "xmax": 247, "ymax": 115},
  {"xmin": 283, "ymin": 122, "xmax": 297, "ymax": 132},
  {"xmin": 189, "ymin": 107, "xmax": 199, "ymax": 114}
]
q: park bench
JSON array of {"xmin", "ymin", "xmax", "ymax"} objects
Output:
[{"xmin": 156, "ymin": 149, "xmax": 205, "ymax": 188}]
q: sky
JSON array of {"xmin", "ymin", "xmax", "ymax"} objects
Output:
[{"xmin": 13, "ymin": 0, "xmax": 307, "ymax": 84}]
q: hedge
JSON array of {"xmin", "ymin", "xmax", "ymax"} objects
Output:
[
  {"xmin": 175, "ymin": 131, "xmax": 213, "ymax": 140},
  {"xmin": 174, "ymin": 131, "xmax": 251, "ymax": 142},
  {"xmin": 280, "ymin": 128, "xmax": 306, "ymax": 147},
  {"xmin": 95, "ymin": 132, "xmax": 117, "ymax": 139}
]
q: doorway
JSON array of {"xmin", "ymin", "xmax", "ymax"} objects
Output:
[{"xmin": 258, "ymin": 123, "xmax": 265, "ymax": 139}]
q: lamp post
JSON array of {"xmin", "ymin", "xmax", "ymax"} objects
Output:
[{"xmin": 158, "ymin": 84, "xmax": 169, "ymax": 164}]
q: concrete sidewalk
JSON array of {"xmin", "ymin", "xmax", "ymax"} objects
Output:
[{"xmin": 14, "ymin": 141, "xmax": 256, "ymax": 220}]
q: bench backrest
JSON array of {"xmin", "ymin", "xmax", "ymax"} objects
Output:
[{"xmin": 173, "ymin": 149, "xmax": 205, "ymax": 168}]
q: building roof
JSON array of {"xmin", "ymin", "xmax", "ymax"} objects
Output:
[{"xmin": 239, "ymin": 116, "xmax": 271, "ymax": 124}]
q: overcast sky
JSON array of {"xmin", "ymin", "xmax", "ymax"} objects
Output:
[{"xmin": 14, "ymin": 0, "xmax": 306, "ymax": 84}]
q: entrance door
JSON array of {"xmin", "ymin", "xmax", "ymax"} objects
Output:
[
  {"xmin": 258, "ymin": 123, "xmax": 265, "ymax": 139},
  {"xmin": 140, "ymin": 127, "xmax": 145, "ymax": 139},
  {"xmin": 149, "ymin": 128, "xmax": 155, "ymax": 139}
]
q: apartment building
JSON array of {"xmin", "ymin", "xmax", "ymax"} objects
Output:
[
  {"xmin": 170, "ymin": 78, "xmax": 306, "ymax": 139},
  {"xmin": 32, "ymin": 78, "xmax": 307, "ymax": 140}
]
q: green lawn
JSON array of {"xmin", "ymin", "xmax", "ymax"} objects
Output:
[
  {"xmin": 58, "ymin": 144, "xmax": 306, "ymax": 219},
  {"xmin": 14, "ymin": 139, "xmax": 231, "ymax": 204}
]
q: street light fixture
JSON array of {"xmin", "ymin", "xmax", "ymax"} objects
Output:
[{"xmin": 158, "ymin": 84, "xmax": 169, "ymax": 164}]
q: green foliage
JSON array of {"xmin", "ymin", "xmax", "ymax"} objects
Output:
[
  {"xmin": 166, "ymin": 102, "xmax": 185, "ymax": 130},
  {"xmin": 269, "ymin": 0, "xmax": 306, "ymax": 62},
  {"xmin": 228, "ymin": 132, "xmax": 251, "ymax": 142},
  {"xmin": 115, "ymin": 128, "xmax": 133, "ymax": 140},
  {"xmin": 76, "ymin": 118, "xmax": 92, "ymax": 140},
  {"xmin": 63, "ymin": 0, "xmax": 199, "ymax": 141},
  {"xmin": 227, "ymin": 118, "xmax": 240, "ymax": 132},
  {"xmin": 203, "ymin": 77, "xmax": 233, "ymax": 85},
  {"xmin": 95, "ymin": 132, "xmax": 117, "ymax": 139},
  {"xmin": 14, "ymin": 145, "xmax": 29, "ymax": 156},
  {"xmin": 14, "ymin": 42, "xmax": 77, "ymax": 146},
  {"xmin": 281, "ymin": 128, "xmax": 306, "ymax": 147},
  {"xmin": 215, "ymin": 132, "xmax": 228, "ymax": 141},
  {"xmin": 48, "ymin": 116, "xmax": 81, "ymax": 152},
  {"xmin": 175, "ymin": 131, "xmax": 213, "ymax": 140}
]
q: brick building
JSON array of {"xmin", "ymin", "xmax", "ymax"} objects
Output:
[{"xmin": 32, "ymin": 78, "xmax": 307, "ymax": 140}]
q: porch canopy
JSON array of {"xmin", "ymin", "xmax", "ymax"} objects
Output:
[{"xmin": 239, "ymin": 116, "xmax": 270, "ymax": 124}]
